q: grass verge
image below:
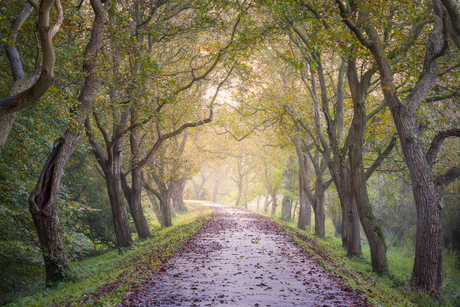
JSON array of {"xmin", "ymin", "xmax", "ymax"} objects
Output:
[
  {"xmin": 268, "ymin": 215, "xmax": 460, "ymax": 307},
  {"xmin": 8, "ymin": 202, "xmax": 211, "ymax": 307}
]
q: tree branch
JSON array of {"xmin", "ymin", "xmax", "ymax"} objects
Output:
[
  {"xmin": 426, "ymin": 128, "xmax": 460, "ymax": 168},
  {"xmin": 434, "ymin": 165, "xmax": 460, "ymax": 193},
  {"xmin": 365, "ymin": 134, "xmax": 398, "ymax": 180},
  {"xmin": 0, "ymin": 0, "xmax": 64, "ymax": 116}
]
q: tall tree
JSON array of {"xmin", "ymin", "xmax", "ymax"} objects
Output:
[
  {"xmin": 336, "ymin": 0, "xmax": 460, "ymax": 298},
  {"xmin": 85, "ymin": 105, "xmax": 133, "ymax": 247},
  {"xmin": 28, "ymin": 0, "xmax": 109, "ymax": 285}
]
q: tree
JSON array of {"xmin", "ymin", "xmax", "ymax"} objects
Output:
[
  {"xmin": 0, "ymin": 0, "xmax": 63, "ymax": 152},
  {"xmin": 282, "ymin": 8, "xmax": 399, "ymax": 267},
  {"xmin": 28, "ymin": 0, "xmax": 109, "ymax": 285},
  {"xmin": 296, "ymin": 144, "xmax": 312, "ymax": 231},
  {"xmin": 281, "ymin": 155, "xmax": 295, "ymax": 221},
  {"xmin": 336, "ymin": 0, "xmax": 460, "ymax": 298},
  {"xmin": 85, "ymin": 104, "xmax": 134, "ymax": 247},
  {"xmin": 142, "ymin": 131, "xmax": 191, "ymax": 227}
]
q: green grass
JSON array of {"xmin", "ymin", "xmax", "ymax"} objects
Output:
[
  {"xmin": 7, "ymin": 202, "xmax": 211, "ymax": 307},
  {"xmin": 265, "ymin": 213, "xmax": 460, "ymax": 307}
]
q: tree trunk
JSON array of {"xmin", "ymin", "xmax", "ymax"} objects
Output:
[
  {"xmin": 346, "ymin": 0, "xmax": 449, "ymax": 297},
  {"xmin": 270, "ymin": 190, "xmax": 277, "ymax": 216},
  {"xmin": 281, "ymin": 163, "xmax": 292, "ymax": 221},
  {"xmin": 86, "ymin": 106, "xmax": 133, "ymax": 248},
  {"xmin": 235, "ymin": 182, "xmax": 243, "ymax": 207},
  {"xmin": 106, "ymin": 170, "xmax": 132, "ymax": 247},
  {"xmin": 0, "ymin": 69, "xmax": 40, "ymax": 152},
  {"xmin": 123, "ymin": 110, "xmax": 151, "ymax": 240},
  {"xmin": 170, "ymin": 177, "xmax": 187, "ymax": 212},
  {"xmin": 0, "ymin": 1, "xmax": 64, "ymax": 149},
  {"xmin": 243, "ymin": 183, "xmax": 248, "ymax": 209},
  {"xmin": 28, "ymin": 0, "xmax": 108, "ymax": 285},
  {"xmin": 263, "ymin": 189, "xmax": 270, "ymax": 214},
  {"xmin": 159, "ymin": 190, "xmax": 173, "ymax": 227},
  {"xmin": 348, "ymin": 59, "xmax": 388, "ymax": 272},
  {"xmin": 29, "ymin": 142, "xmax": 69, "ymax": 285},
  {"xmin": 311, "ymin": 150, "xmax": 326, "ymax": 238},
  {"xmin": 313, "ymin": 183, "xmax": 326, "ymax": 238},
  {"xmin": 297, "ymin": 170, "xmax": 311, "ymax": 231},
  {"xmin": 293, "ymin": 138, "xmax": 327, "ymax": 238},
  {"xmin": 143, "ymin": 180, "xmax": 166, "ymax": 226},
  {"xmin": 296, "ymin": 147, "xmax": 311, "ymax": 231},
  {"xmin": 212, "ymin": 169, "xmax": 221, "ymax": 202},
  {"xmin": 128, "ymin": 168, "xmax": 151, "ymax": 239},
  {"xmin": 192, "ymin": 178, "xmax": 205, "ymax": 200},
  {"xmin": 335, "ymin": 170, "xmax": 361, "ymax": 256}
]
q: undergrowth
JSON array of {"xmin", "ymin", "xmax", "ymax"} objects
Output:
[{"xmin": 7, "ymin": 202, "xmax": 211, "ymax": 307}]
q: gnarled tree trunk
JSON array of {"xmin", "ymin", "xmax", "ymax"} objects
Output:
[
  {"xmin": 28, "ymin": 0, "xmax": 108, "ymax": 285},
  {"xmin": 347, "ymin": 59, "xmax": 389, "ymax": 272},
  {"xmin": 85, "ymin": 105, "xmax": 133, "ymax": 248},
  {"xmin": 121, "ymin": 110, "xmax": 151, "ymax": 240},
  {"xmin": 338, "ymin": 0, "xmax": 457, "ymax": 297}
]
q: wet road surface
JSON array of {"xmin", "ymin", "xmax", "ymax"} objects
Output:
[{"xmin": 122, "ymin": 204, "xmax": 368, "ymax": 306}]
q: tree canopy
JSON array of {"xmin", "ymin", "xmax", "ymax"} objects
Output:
[{"xmin": 0, "ymin": 0, "xmax": 459, "ymax": 304}]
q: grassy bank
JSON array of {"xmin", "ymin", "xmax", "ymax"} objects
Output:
[
  {"xmin": 7, "ymin": 202, "xmax": 211, "ymax": 307},
  {"xmin": 269, "ymin": 215, "xmax": 460, "ymax": 307}
]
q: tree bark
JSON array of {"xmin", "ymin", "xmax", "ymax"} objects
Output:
[
  {"xmin": 170, "ymin": 177, "xmax": 188, "ymax": 213},
  {"xmin": 29, "ymin": 141, "xmax": 69, "ymax": 285},
  {"xmin": 297, "ymin": 154, "xmax": 311, "ymax": 231},
  {"xmin": 281, "ymin": 162, "xmax": 293, "ymax": 221},
  {"xmin": 126, "ymin": 168, "xmax": 151, "ymax": 239},
  {"xmin": 347, "ymin": 59, "xmax": 388, "ymax": 273},
  {"xmin": 0, "ymin": 3, "xmax": 42, "ymax": 152},
  {"xmin": 297, "ymin": 55, "xmax": 361, "ymax": 249},
  {"xmin": 235, "ymin": 186, "xmax": 242, "ymax": 207},
  {"xmin": 85, "ymin": 105, "xmax": 133, "ymax": 248},
  {"xmin": 334, "ymin": 168, "xmax": 361, "ymax": 255},
  {"xmin": 270, "ymin": 189, "xmax": 277, "ymax": 216},
  {"xmin": 158, "ymin": 190, "xmax": 173, "ymax": 227},
  {"xmin": 338, "ymin": 0, "xmax": 452, "ymax": 298},
  {"xmin": 263, "ymin": 188, "xmax": 271, "ymax": 214},
  {"xmin": 105, "ymin": 167, "xmax": 132, "ymax": 247},
  {"xmin": 28, "ymin": 0, "xmax": 108, "ymax": 285},
  {"xmin": 149, "ymin": 173, "xmax": 174, "ymax": 227},
  {"xmin": 143, "ymin": 176, "xmax": 166, "ymax": 226},
  {"xmin": 124, "ymin": 110, "xmax": 151, "ymax": 239},
  {"xmin": 293, "ymin": 138, "xmax": 327, "ymax": 238}
]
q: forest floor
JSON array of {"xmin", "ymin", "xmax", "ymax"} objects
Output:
[{"xmin": 121, "ymin": 203, "xmax": 369, "ymax": 307}]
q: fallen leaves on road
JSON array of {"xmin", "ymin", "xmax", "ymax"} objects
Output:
[{"xmin": 121, "ymin": 204, "xmax": 369, "ymax": 306}]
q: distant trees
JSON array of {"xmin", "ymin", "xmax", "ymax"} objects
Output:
[{"xmin": 1, "ymin": 0, "xmax": 459, "ymax": 302}]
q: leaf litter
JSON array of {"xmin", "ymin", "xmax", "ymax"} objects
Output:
[{"xmin": 121, "ymin": 204, "xmax": 369, "ymax": 306}]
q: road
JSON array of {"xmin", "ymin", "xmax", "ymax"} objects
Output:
[{"xmin": 121, "ymin": 203, "xmax": 368, "ymax": 306}]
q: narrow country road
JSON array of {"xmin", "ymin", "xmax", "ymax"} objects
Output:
[{"xmin": 122, "ymin": 204, "xmax": 368, "ymax": 306}]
